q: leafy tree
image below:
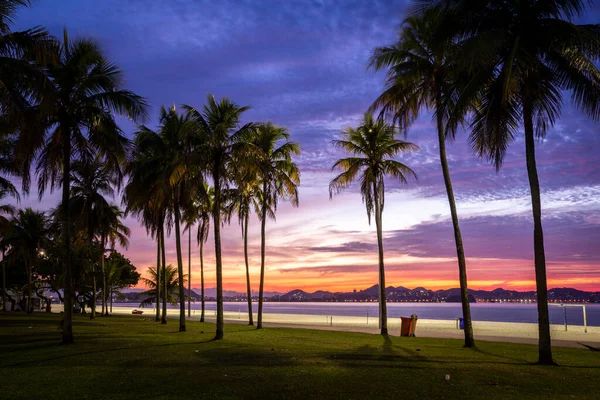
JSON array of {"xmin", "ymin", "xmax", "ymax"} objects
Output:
[
  {"xmin": 3, "ymin": 208, "xmax": 49, "ymax": 313},
  {"xmin": 249, "ymin": 122, "xmax": 300, "ymax": 330},
  {"xmin": 329, "ymin": 113, "xmax": 417, "ymax": 335},
  {"xmin": 426, "ymin": 0, "xmax": 600, "ymax": 364},
  {"xmin": 104, "ymin": 251, "xmax": 140, "ymax": 313},
  {"xmin": 369, "ymin": 11, "xmax": 475, "ymax": 347}
]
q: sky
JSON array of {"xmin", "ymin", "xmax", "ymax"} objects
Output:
[{"xmin": 11, "ymin": 0, "xmax": 600, "ymax": 293}]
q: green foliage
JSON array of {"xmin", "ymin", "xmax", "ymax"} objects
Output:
[
  {"xmin": 329, "ymin": 113, "xmax": 418, "ymax": 223},
  {"xmin": 137, "ymin": 264, "xmax": 185, "ymax": 307}
]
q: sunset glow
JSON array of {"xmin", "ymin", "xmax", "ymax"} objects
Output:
[{"xmin": 13, "ymin": 0, "xmax": 600, "ymax": 294}]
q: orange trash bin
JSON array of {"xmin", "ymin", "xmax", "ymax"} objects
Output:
[{"xmin": 400, "ymin": 314, "xmax": 418, "ymax": 337}]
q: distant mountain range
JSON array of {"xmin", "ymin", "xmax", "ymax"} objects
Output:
[
  {"xmin": 270, "ymin": 285, "xmax": 600, "ymax": 303},
  {"xmin": 123, "ymin": 285, "xmax": 600, "ymax": 303}
]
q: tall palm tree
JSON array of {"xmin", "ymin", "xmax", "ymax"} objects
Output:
[
  {"xmin": 249, "ymin": 122, "xmax": 300, "ymax": 330},
  {"xmin": 124, "ymin": 170, "xmax": 166, "ymax": 323},
  {"xmin": 0, "ymin": 138, "xmax": 17, "ymax": 312},
  {"xmin": 183, "ymin": 183, "xmax": 213, "ymax": 323},
  {"xmin": 185, "ymin": 94, "xmax": 252, "ymax": 340},
  {"xmin": 4, "ymin": 208, "xmax": 49, "ymax": 314},
  {"xmin": 369, "ymin": 12, "xmax": 475, "ymax": 347},
  {"xmin": 329, "ymin": 113, "xmax": 417, "ymax": 335},
  {"xmin": 69, "ymin": 155, "xmax": 119, "ymax": 319},
  {"xmin": 425, "ymin": 0, "xmax": 600, "ymax": 364},
  {"xmin": 130, "ymin": 105, "xmax": 193, "ymax": 332},
  {"xmin": 226, "ymin": 166, "xmax": 261, "ymax": 326},
  {"xmin": 97, "ymin": 204, "xmax": 130, "ymax": 316},
  {"xmin": 24, "ymin": 31, "xmax": 146, "ymax": 343},
  {"xmin": 0, "ymin": 1, "xmax": 52, "ymax": 168}
]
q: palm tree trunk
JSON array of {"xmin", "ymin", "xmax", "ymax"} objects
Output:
[
  {"xmin": 2, "ymin": 248, "xmax": 6, "ymax": 312},
  {"xmin": 199, "ymin": 239, "xmax": 205, "ymax": 323},
  {"xmin": 61, "ymin": 134, "xmax": 74, "ymax": 344},
  {"xmin": 26, "ymin": 264, "xmax": 32, "ymax": 314},
  {"xmin": 436, "ymin": 100, "xmax": 475, "ymax": 348},
  {"xmin": 101, "ymin": 235, "xmax": 107, "ymax": 316},
  {"xmin": 156, "ymin": 233, "xmax": 161, "ymax": 322},
  {"xmin": 90, "ymin": 270, "xmax": 96, "ymax": 319},
  {"xmin": 88, "ymin": 211, "xmax": 96, "ymax": 320},
  {"xmin": 373, "ymin": 181, "xmax": 387, "ymax": 335},
  {"xmin": 257, "ymin": 181, "xmax": 267, "ymax": 330},
  {"xmin": 161, "ymin": 225, "xmax": 167, "ymax": 324},
  {"xmin": 244, "ymin": 213, "xmax": 253, "ymax": 325},
  {"xmin": 212, "ymin": 166, "xmax": 224, "ymax": 340},
  {"xmin": 174, "ymin": 202, "xmax": 186, "ymax": 332},
  {"xmin": 188, "ymin": 227, "xmax": 191, "ymax": 318},
  {"xmin": 523, "ymin": 96, "xmax": 554, "ymax": 365}
]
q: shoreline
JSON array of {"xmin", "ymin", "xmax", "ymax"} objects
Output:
[{"xmin": 50, "ymin": 305, "xmax": 600, "ymax": 348}]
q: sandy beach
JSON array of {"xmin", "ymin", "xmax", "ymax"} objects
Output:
[{"xmin": 50, "ymin": 304, "xmax": 600, "ymax": 348}]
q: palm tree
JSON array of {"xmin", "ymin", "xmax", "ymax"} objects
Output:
[
  {"xmin": 329, "ymin": 113, "xmax": 417, "ymax": 335},
  {"xmin": 226, "ymin": 166, "xmax": 261, "ymax": 326},
  {"xmin": 185, "ymin": 94, "xmax": 253, "ymax": 340},
  {"xmin": 425, "ymin": 0, "xmax": 600, "ymax": 364},
  {"xmin": 97, "ymin": 204, "xmax": 130, "ymax": 316},
  {"xmin": 124, "ymin": 169, "xmax": 166, "ymax": 323},
  {"xmin": 69, "ymin": 155, "xmax": 120, "ymax": 319},
  {"xmin": 130, "ymin": 105, "xmax": 193, "ymax": 332},
  {"xmin": 249, "ymin": 122, "xmax": 300, "ymax": 330},
  {"xmin": 183, "ymin": 183, "xmax": 213, "ymax": 323},
  {"xmin": 0, "ymin": 139, "xmax": 17, "ymax": 312},
  {"xmin": 12, "ymin": 30, "xmax": 147, "ymax": 343},
  {"xmin": 137, "ymin": 265, "xmax": 186, "ymax": 309},
  {"xmin": 4, "ymin": 208, "xmax": 49, "ymax": 314},
  {"xmin": 369, "ymin": 12, "xmax": 475, "ymax": 347},
  {"xmin": 0, "ymin": 1, "xmax": 52, "ymax": 167}
]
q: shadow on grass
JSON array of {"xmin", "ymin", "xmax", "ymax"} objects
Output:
[
  {"xmin": 577, "ymin": 343, "xmax": 600, "ymax": 352},
  {"xmin": 2, "ymin": 337, "xmax": 219, "ymax": 368}
]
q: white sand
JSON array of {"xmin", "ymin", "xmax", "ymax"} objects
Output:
[{"xmin": 52, "ymin": 304, "xmax": 600, "ymax": 346}]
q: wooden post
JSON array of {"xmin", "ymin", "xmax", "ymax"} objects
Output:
[{"xmin": 583, "ymin": 305, "xmax": 588, "ymax": 333}]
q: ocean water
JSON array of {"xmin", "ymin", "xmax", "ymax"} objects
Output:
[{"xmin": 115, "ymin": 301, "xmax": 600, "ymax": 326}]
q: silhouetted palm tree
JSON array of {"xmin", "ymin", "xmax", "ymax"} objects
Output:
[
  {"xmin": 130, "ymin": 105, "xmax": 192, "ymax": 332},
  {"xmin": 369, "ymin": 11, "xmax": 475, "ymax": 347},
  {"xmin": 330, "ymin": 113, "xmax": 417, "ymax": 335},
  {"xmin": 97, "ymin": 204, "xmax": 130, "ymax": 316},
  {"xmin": 69, "ymin": 155, "xmax": 118, "ymax": 319},
  {"xmin": 183, "ymin": 182, "xmax": 213, "ymax": 323},
  {"xmin": 137, "ymin": 265, "xmax": 187, "ymax": 309},
  {"xmin": 226, "ymin": 165, "xmax": 262, "ymax": 326},
  {"xmin": 17, "ymin": 30, "xmax": 147, "ymax": 343},
  {"xmin": 185, "ymin": 94, "xmax": 253, "ymax": 339},
  {"xmin": 124, "ymin": 161, "xmax": 167, "ymax": 323},
  {"xmin": 249, "ymin": 122, "xmax": 300, "ymax": 330},
  {"xmin": 425, "ymin": 0, "xmax": 600, "ymax": 364}
]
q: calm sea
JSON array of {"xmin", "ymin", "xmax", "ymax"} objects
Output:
[{"xmin": 115, "ymin": 301, "xmax": 600, "ymax": 326}]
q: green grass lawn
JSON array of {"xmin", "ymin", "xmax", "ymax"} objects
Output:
[{"xmin": 1, "ymin": 313, "xmax": 599, "ymax": 399}]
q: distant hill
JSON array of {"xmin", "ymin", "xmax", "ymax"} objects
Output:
[
  {"xmin": 119, "ymin": 285, "xmax": 599, "ymax": 303},
  {"xmin": 267, "ymin": 285, "xmax": 600, "ymax": 303}
]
